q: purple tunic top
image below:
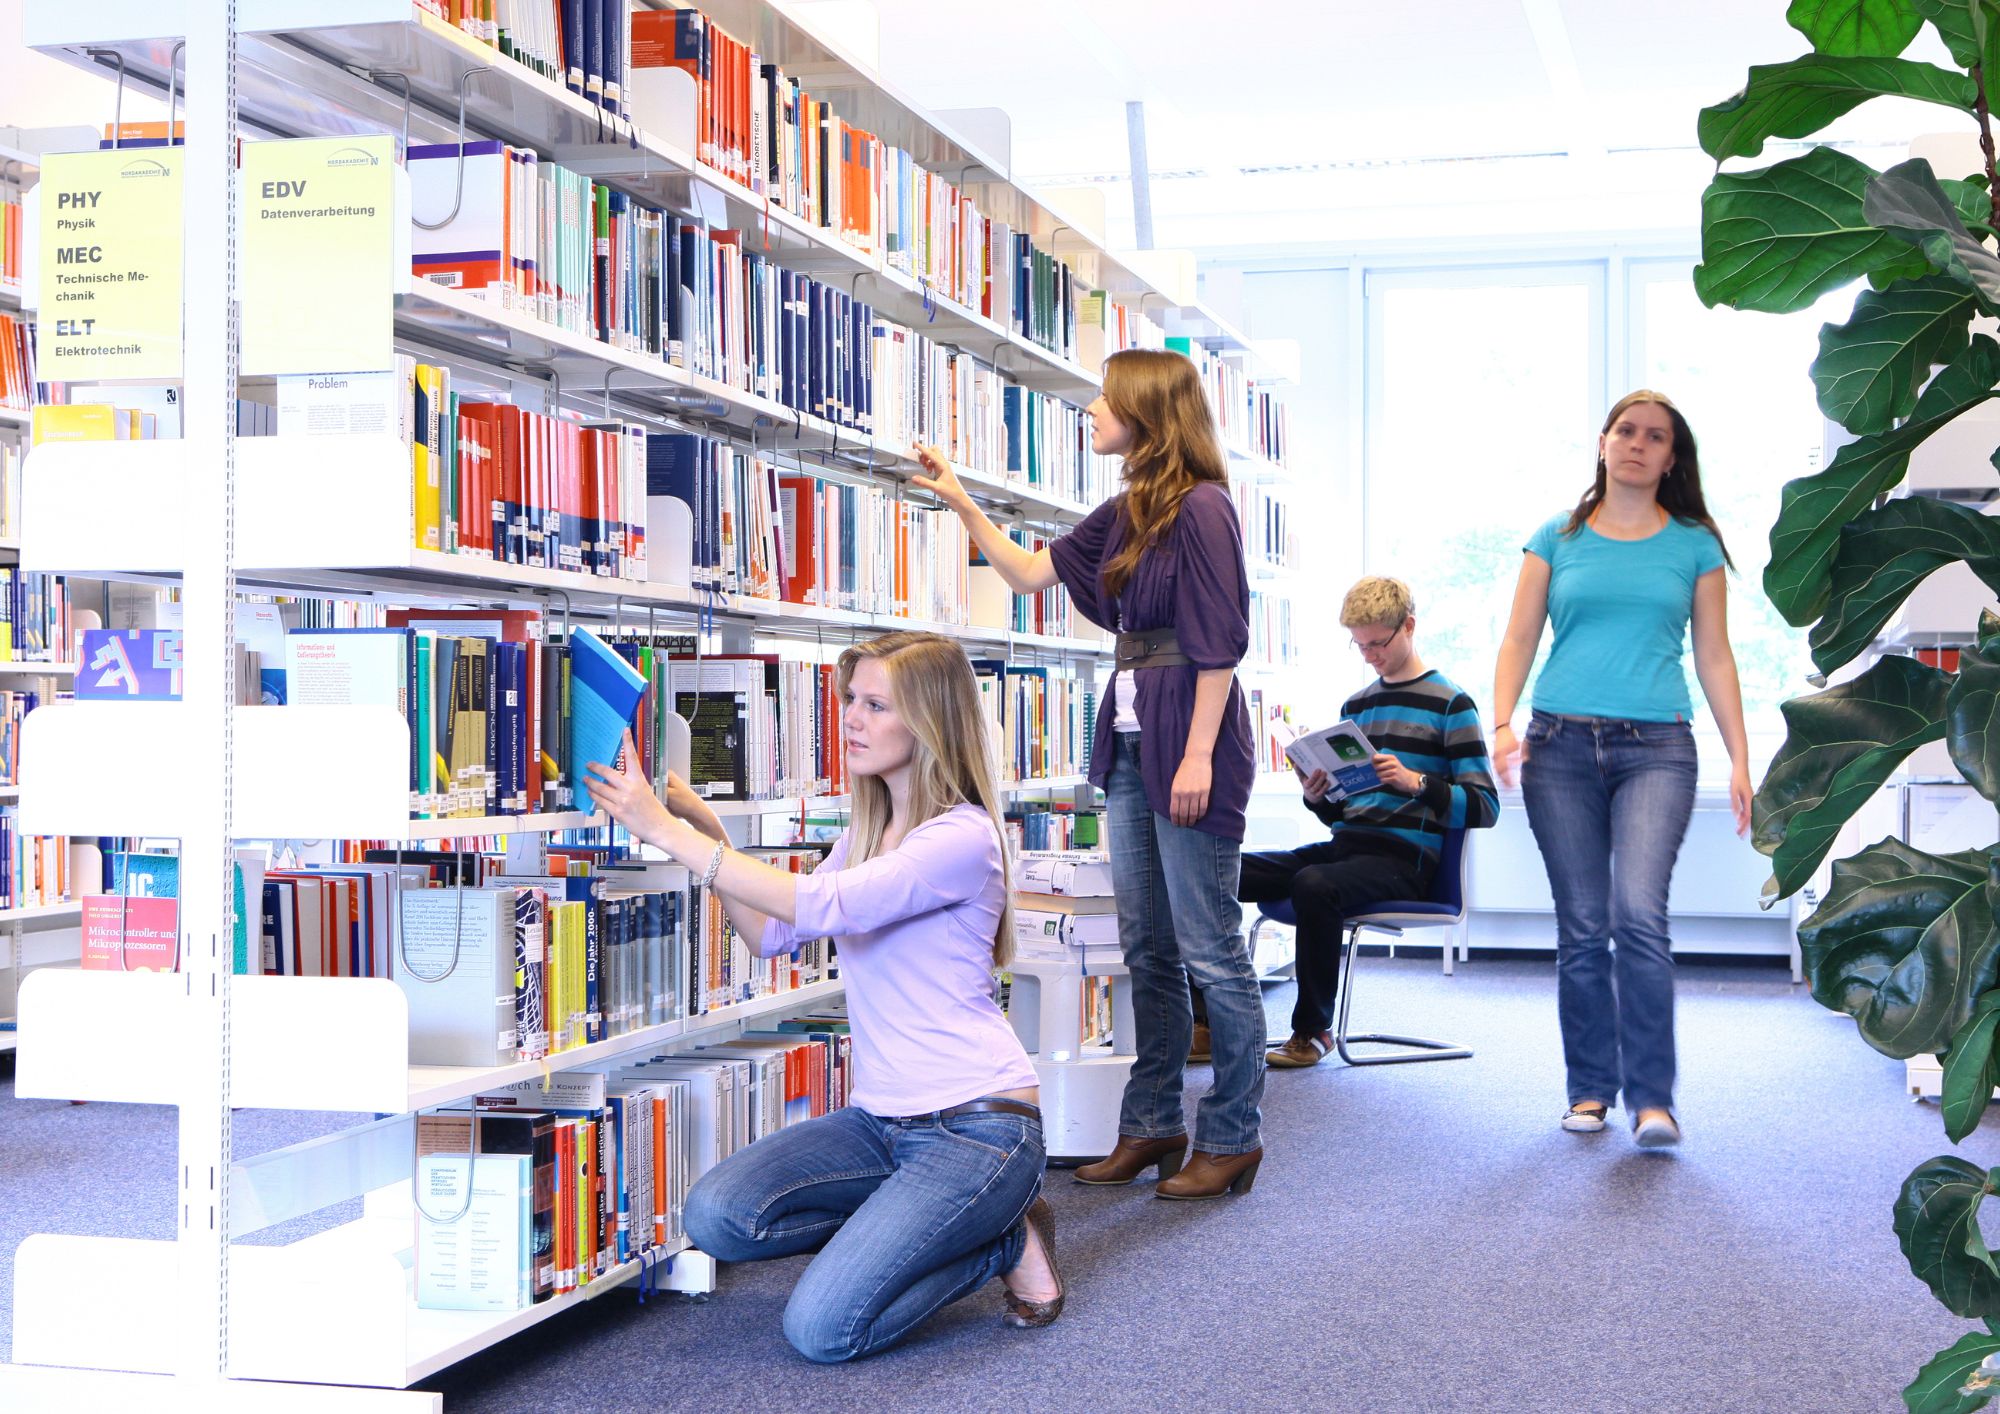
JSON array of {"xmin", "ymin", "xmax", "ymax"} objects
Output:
[{"xmin": 1049, "ymin": 481, "xmax": 1255, "ymax": 841}]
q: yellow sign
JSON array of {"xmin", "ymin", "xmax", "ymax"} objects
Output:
[
  {"xmin": 36, "ymin": 148, "xmax": 184, "ymax": 381},
  {"xmin": 241, "ymin": 135, "xmax": 397, "ymax": 375}
]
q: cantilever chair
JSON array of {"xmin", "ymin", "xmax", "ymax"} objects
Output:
[{"xmin": 1246, "ymin": 825, "xmax": 1474, "ymax": 1066}]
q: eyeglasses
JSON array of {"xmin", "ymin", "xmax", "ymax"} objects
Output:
[{"xmin": 1351, "ymin": 625, "xmax": 1404, "ymax": 654}]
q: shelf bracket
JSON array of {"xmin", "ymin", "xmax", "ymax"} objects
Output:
[
  {"xmin": 412, "ymin": 66, "xmax": 496, "ymax": 232},
  {"xmin": 84, "ymin": 49, "xmax": 127, "ymax": 149}
]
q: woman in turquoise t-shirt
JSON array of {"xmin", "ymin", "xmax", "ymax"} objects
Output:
[{"xmin": 1491, "ymin": 390, "xmax": 1751, "ymax": 1151}]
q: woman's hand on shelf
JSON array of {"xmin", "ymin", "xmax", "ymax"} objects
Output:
[
  {"xmin": 663, "ymin": 769, "xmax": 727, "ymax": 842},
  {"xmin": 583, "ymin": 730, "xmax": 677, "ymax": 851},
  {"xmin": 910, "ymin": 443, "xmax": 972, "ymax": 512}
]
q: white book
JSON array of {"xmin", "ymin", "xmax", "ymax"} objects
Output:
[
  {"xmin": 396, "ymin": 887, "xmax": 519, "ymax": 1067},
  {"xmin": 1281, "ymin": 719, "xmax": 1382, "ymax": 801},
  {"xmin": 1013, "ymin": 905, "xmax": 1119, "ymax": 955},
  {"xmin": 415, "ymin": 1151, "xmax": 532, "ymax": 1311},
  {"xmin": 283, "ymin": 627, "xmax": 409, "ymax": 709},
  {"xmin": 274, "ymin": 364, "xmax": 408, "ymax": 437},
  {"xmin": 1016, "ymin": 850, "xmax": 1114, "ymax": 898}
]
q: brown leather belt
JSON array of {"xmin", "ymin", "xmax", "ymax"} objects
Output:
[
  {"xmin": 886, "ymin": 1098, "xmax": 1042, "ymax": 1123},
  {"xmin": 1115, "ymin": 628, "xmax": 1190, "ymax": 670}
]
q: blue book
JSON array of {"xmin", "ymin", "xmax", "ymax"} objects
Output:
[
  {"xmin": 78, "ymin": 629, "xmax": 183, "ymax": 700},
  {"xmin": 567, "ymin": 629, "xmax": 647, "ymax": 800}
]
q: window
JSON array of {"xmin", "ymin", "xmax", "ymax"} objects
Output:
[{"xmin": 1363, "ymin": 265, "xmax": 1603, "ymax": 710}]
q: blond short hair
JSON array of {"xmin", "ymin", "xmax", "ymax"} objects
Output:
[{"xmin": 1341, "ymin": 577, "xmax": 1415, "ymax": 630}]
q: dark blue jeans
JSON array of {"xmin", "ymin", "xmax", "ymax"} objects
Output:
[
  {"xmin": 1107, "ymin": 731, "xmax": 1263, "ymax": 1155},
  {"xmin": 1520, "ymin": 710, "xmax": 1698, "ymax": 1115},
  {"xmin": 684, "ymin": 1101, "xmax": 1044, "ymax": 1362}
]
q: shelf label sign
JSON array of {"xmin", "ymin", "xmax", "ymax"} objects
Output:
[
  {"xmin": 36, "ymin": 148, "xmax": 184, "ymax": 381},
  {"xmin": 241, "ymin": 135, "xmax": 397, "ymax": 376}
]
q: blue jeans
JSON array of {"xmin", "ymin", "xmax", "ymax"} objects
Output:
[
  {"xmin": 684, "ymin": 1101, "xmax": 1044, "ymax": 1363},
  {"xmin": 1107, "ymin": 731, "xmax": 1263, "ymax": 1155},
  {"xmin": 1519, "ymin": 710, "xmax": 1698, "ymax": 1114}
]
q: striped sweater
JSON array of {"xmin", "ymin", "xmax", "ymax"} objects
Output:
[{"xmin": 1307, "ymin": 670, "xmax": 1500, "ymax": 876}]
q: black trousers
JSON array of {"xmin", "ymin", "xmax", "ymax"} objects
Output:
[{"xmin": 1194, "ymin": 841, "xmax": 1428, "ymax": 1038}]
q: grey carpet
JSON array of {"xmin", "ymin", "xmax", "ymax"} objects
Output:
[{"xmin": 0, "ymin": 957, "xmax": 1982, "ymax": 1412}]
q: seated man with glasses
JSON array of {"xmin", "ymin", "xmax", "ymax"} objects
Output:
[{"xmin": 1249, "ymin": 576, "xmax": 1500, "ymax": 1068}]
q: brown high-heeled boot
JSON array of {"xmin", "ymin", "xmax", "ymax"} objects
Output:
[
  {"xmin": 1155, "ymin": 1147, "xmax": 1263, "ymax": 1200},
  {"xmin": 1072, "ymin": 1134, "xmax": 1188, "ymax": 1185}
]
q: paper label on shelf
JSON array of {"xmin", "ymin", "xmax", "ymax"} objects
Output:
[
  {"xmin": 35, "ymin": 149, "xmax": 184, "ymax": 380},
  {"xmin": 241, "ymin": 135, "xmax": 396, "ymax": 376}
]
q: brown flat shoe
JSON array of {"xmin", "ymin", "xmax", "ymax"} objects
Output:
[
  {"xmin": 1156, "ymin": 1147, "xmax": 1263, "ymax": 1200},
  {"xmin": 1266, "ymin": 1031, "xmax": 1332, "ymax": 1068},
  {"xmin": 1001, "ymin": 1195, "xmax": 1064, "ymax": 1329},
  {"xmin": 1188, "ymin": 1022, "xmax": 1212, "ymax": 1063},
  {"xmin": 1073, "ymin": 1134, "xmax": 1188, "ymax": 1185}
]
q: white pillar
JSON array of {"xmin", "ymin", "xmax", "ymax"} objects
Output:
[{"xmin": 177, "ymin": 0, "xmax": 238, "ymax": 1385}]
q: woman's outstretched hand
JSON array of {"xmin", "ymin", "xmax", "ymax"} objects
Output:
[{"xmin": 583, "ymin": 729, "xmax": 675, "ymax": 847}]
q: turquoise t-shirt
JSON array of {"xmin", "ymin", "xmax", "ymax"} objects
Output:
[{"xmin": 1525, "ymin": 511, "xmax": 1725, "ymax": 723}]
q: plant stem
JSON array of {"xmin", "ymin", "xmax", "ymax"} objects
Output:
[{"xmin": 1977, "ymin": 65, "xmax": 2000, "ymax": 232}]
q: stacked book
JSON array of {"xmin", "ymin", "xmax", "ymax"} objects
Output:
[{"xmin": 1011, "ymin": 849, "xmax": 1118, "ymax": 964}]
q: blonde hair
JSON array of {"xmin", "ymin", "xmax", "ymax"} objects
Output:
[
  {"xmin": 1099, "ymin": 349, "xmax": 1231, "ymax": 596},
  {"xmin": 1341, "ymin": 576, "xmax": 1416, "ymax": 630},
  {"xmin": 835, "ymin": 631, "xmax": 1016, "ymax": 968}
]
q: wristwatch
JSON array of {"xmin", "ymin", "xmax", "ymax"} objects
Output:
[{"xmin": 1415, "ymin": 773, "xmax": 1429, "ymax": 795}]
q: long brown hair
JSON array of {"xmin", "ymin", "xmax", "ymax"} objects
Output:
[
  {"xmin": 1099, "ymin": 349, "xmax": 1231, "ymax": 596},
  {"xmin": 835, "ymin": 631, "xmax": 1016, "ymax": 968},
  {"xmin": 1563, "ymin": 389, "xmax": 1734, "ymax": 569}
]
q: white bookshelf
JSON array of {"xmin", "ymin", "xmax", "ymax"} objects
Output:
[{"xmin": 7, "ymin": 3, "xmax": 1166, "ymax": 1404}]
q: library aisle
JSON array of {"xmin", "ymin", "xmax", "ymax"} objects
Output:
[{"xmin": 0, "ymin": 959, "xmax": 1975, "ymax": 1411}]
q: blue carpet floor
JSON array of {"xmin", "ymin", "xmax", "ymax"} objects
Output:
[{"xmin": 0, "ymin": 956, "xmax": 1983, "ymax": 1412}]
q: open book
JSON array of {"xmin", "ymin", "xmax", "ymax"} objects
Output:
[{"xmin": 1281, "ymin": 720, "xmax": 1382, "ymax": 802}]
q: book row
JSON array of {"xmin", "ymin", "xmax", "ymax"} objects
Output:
[
  {"xmin": 1, "ymin": 313, "xmax": 32, "ymax": 412},
  {"xmin": 622, "ymin": 646, "xmax": 847, "ymax": 805},
  {"xmin": 1007, "ymin": 806, "xmax": 1100, "ymax": 856},
  {"xmin": 1, "ymin": 190, "xmax": 21, "ymax": 295},
  {"xmin": 1167, "ymin": 337, "xmax": 1288, "ymax": 468},
  {"xmin": 1232, "ymin": 480, "xmax": 1298, "ymax": 571},
  {"xmin": 0, "ymin": 815, "xmax": 71, "ymax": 911},
  {"xmin": 0, "ymin": 689, "xmax": 38, "ymax": 785},
  {"xmin": 973, "ymin": 657, "xmax": 1093, "ymax": 786},
  {"xmin": 1249, "ymin": 590, "xmax": 1298, "ymax": 669},
  {"xmin": 413, "ymin": 1026, "xmax": 853, "ymax": 1311},
  {"xmin": 970, "ymin": 529, "xmax": 1081, "ymax": 641},
  {"xmin": 414, "ymin": 3, "xmax": 1088, "ymax": 360},
  {"xmin": 0, "ymin": 569, "xmax": 70, "ymax": 664}
]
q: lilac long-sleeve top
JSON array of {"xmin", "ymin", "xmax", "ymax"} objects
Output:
[{"xmin": 757, "ymin": 803, "xmax": 1038, "ymax": 1116}]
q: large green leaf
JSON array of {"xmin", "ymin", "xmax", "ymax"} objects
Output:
[
  {"xmin": 1788, "ymin": 0, "xmax": 1926, "ymax": 55},
  {"xmin": 1943, "ymin": 992, "xmax": 2000, "ymax": 1141},
  {"xmin": 1808, "ymin": 498, "xmax": 2000, "ymax": 672},
  {"xmin": 1766, "ymin": 334, "xmax": 2000, "ymax": 624},
  {"xmin": 1898, "ymin": 1156, "xmax": 2000, "ymax": 1317},
  {"xmin": 1945, "ymin": 176, "xmax": 2000, "ymax": 237},
  {"xmin": 1906, "ymin": 1329, "xmax": 2000, "ymax": 1414},
  {"xmin": 1799, "ymin": 838, "xmax": 2000, "ymax": 1056},
  {"xmin": 1815, "ymin": 276, "xmax": 1978, "ymax": 435},
  {"xmin": 1700, "ymin": 55, "xmax": 1974, "ymax": 160},
  {"xmin": 1913, "ymin": 0, "xmax": 1993, "ymax": 67},
  {"xmin": 1756, "ymin": 656, "xmax": 1953, "ymax": 896},
  {"xmin": 1696, "ymin": 146, "xmax": 1936, "ymax": 314},
  {"xmin": 1868, "ymin": 160, "xmax": 2000, "ymax": 312},
  {"xmin": 1951, "ymin": 612, "xmax": 2000, "ymax": 798}
]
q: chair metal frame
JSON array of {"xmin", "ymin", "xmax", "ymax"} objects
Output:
[{"xmin": 1250, "ymin": 827, "xmax": 1475, "ymax": 1066}]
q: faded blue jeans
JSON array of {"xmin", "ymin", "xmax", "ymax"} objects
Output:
[
  {"xmin": 1520, "ymin": 710, "xmax": 1699, "ymax": 1115},
  {"xmin": 1107, "ymin": 731, "xmax": 1264, "ymax": 1155},
  {"xmin": 684, "ymin": 1101, "xmax": 1045, "ymax": 1362}
]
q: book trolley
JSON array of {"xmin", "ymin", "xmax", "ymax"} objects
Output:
[{"xmin": 0, "ymin": 5, "xmax": 1301, "ymax": 1407}]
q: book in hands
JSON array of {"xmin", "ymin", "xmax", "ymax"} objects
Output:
[{"xmin": 1283, "ymin": 720, "xmax": 1382, "ymax": 802}]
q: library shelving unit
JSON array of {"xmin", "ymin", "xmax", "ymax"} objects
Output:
[{"xmin": 0, "ymin": 4, "xmax": 1179, "ymax": 1409}]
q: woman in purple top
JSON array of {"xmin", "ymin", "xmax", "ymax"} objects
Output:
[
  {"xmin": 583, "ymin": 631, "xmax": 1065, "ymax": 1361},
  {"xmin": 914, "ymin": 347, "xmax": 1264, "ymax": 1200}
]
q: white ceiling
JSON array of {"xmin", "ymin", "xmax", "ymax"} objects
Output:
[{"xmin": 796, "ymin": 0, "xmax": 1972, "ymax": 251}]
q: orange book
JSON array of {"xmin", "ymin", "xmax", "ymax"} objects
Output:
[{"xmin": 101, "ymin": 120, "xmax": 184, "ymax": 145}]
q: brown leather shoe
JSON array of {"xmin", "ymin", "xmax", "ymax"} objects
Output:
[
  {"xmin": 1188, "ymin": 1022, "xmax": 1212, "ymax": 1063},
  {"xmin": 1000, "ymin": 1195, "xmax": 1064, "ymax": 1329},
  {"xmin": 1266, "ymin": 1031, "xmax": 1333, "ymax": 1068},
  {"xmin": 1156, "ymin": 1147, "xmax": 1263, "ymax": 1200},
  {"xmin": 1073, "ymin": 1133, "xmax": 1188, "ymax": 1185}
]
